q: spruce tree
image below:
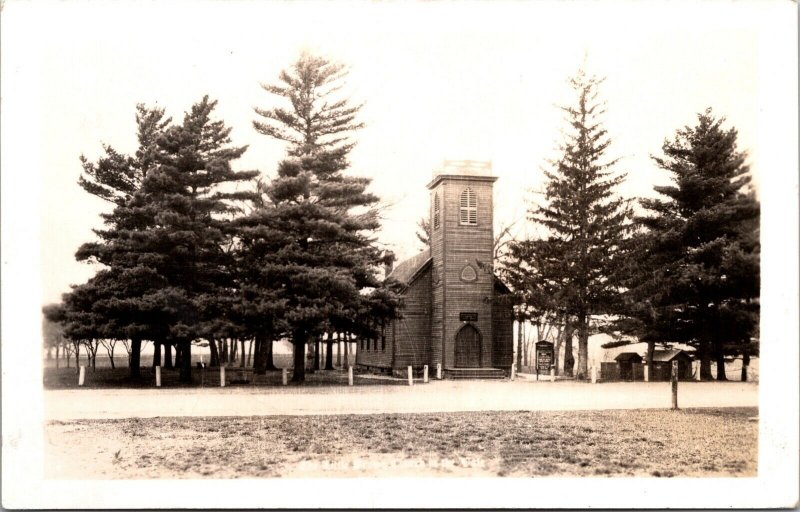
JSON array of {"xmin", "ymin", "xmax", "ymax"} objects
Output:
[
  {"xmin": 627, "ymin": 108, "xmax": 759, "ymax": 380},
  {"xmin": 515, "ymin": 70, "xmax": 632, "ymax": 380}
]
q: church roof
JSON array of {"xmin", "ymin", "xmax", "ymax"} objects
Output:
[{"xmin": 387, "ymin": 248, "xmax": 431, "ymax": 285}]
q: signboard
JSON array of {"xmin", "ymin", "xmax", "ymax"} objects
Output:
[
  {"xmin": 459, "ymin": 312, "xmax": 478, "ymax": 322},
  {"xmin": 535, "ymin": 341, "xmax": 554, "ymax": 374}
]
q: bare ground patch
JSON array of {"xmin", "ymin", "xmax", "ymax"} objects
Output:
[{"xmin": 45, "ymin": 407, "xmax": 757, "ymax": 478}]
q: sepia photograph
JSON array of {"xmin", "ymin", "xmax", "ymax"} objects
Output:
[{"xmin": 1, "ymin": 0, "xmax": 798, "ymax": 508}]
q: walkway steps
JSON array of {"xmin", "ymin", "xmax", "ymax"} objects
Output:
[{"xmin": 444, "ymin": 367, "xmax": 506, "ymax": 380}]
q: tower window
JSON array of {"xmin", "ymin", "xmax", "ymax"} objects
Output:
[
  {"xmin": 459, "ymin": 188, "xmax": 477, "ymax": 225},
  {"xmin": 433, "ymin": 193, "xmax": 440, "ymax": 229}
]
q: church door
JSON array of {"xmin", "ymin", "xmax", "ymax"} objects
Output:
[{"xmin": 455, "ymin": 325, "xmax": 481, "ymax": 367}]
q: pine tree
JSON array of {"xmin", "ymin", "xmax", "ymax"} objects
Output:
[
  {"xmin": 79, "ymin": 104, "xmax": 171, "ymax": 206},
  {"xmin": 514, "ymin": 70, "xmax": 632, "ymax": 380},
  {"xmin": 627, "ymin": 108, "xmax": 759, "ymax": 380},
  {"xmin": 253, "ymin": 51, "xmax": 364, "ymax": 158},
  {"xmin": 249, "ymin": 53, "xmax": 398, "ymax": 382},
  {"xmin": 77, "ymin": 96, "xmax": 258, "ymax": 382}
]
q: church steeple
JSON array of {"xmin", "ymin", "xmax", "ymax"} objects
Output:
[{"xmin": 427, "ymin": 161, "xmax": 497, "ymax": 369}]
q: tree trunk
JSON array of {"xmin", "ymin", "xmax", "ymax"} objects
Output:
[
  {"xmin": 179, "ymin": 340, "xmax": 192, "ymax": 384},
  {"xmin": 516, "ymin": 318, "xmax": 523, "ymax": 371},
  {"xmin": 698, "ymin": 339, "xmax": 713, "ymax": 380},
  {"xmin": 108, "ymin": 342, "xmax": 116, "ymax": 369},
  {"xmin": 164, "ymin": 343, "xmax": 174, "ymax": 368},
  {"xmin": 56, "ymin": 344, "xmax": 60, "ymax": 369},
  {"xmin": 230, "ymin": 338, "xmax": 237, "ymax": 363},
  {"xmin": 646, "ymin": 340, "xmax": 655, "ymax": 368},
  {"xmin": 336, "ymin": 333, "xmax": 342, "ymax": 367},
  {"xmin": 344, "ymin": 334, "xmax": 350, "ymax": 367},
  {"xmin": 253, "ymin": 335, "xmax": 264, "ymax": 373},
  {"xmin": 265, "ymin": 337, "xmax": 275, "ymax": 370},
  {"xmin": 715, "ymin": 345, "xmax": 728, "ymax": 381},
  {"xmin": 247, "ymin": 339, "xmax": 253, "ymax": 367},
  {"xmin": 74, "ymin": 342, "xmax": 81, "ymax": 371},
  {"xmin": 575, "ymin": 313, "xmax": 589, "ymax": 380},
  {"xmin": 174, "ymin": 342, "xmax": 183, "ymax": 368},
  {"xmin": 209, "ymin": 337, "xmax": 219, "ymax": 367},
  {"xmin": 292, "ymin": 331, "xmax": 307, "ymax": 382},
  {"xmin": 563, "ymin": 320, "xmax": 575, "ymax": 377},
  {"xmin": 240, "ymin": 339, "xmax": 246, "ymax": 368},
  {"xmin": 313, "ymin": 338, "xmax": 321, "ymax": 371},
  {"xmin": 220, "ymin": 338, "xmax": 228, "ymax": 364},
  {"xmin": 153, "ymin": 341, "xmax": 162, "ymax": 367},
  {"xmin": 129, "ymin": 337, "xmax": 142, "ymax": 379},
  {"xmin": 741, "ymin": 352, "xmax": 750, "ymax": 382},
  {"xmin": 325, "ymin": 336, "xmax": 334, "ymax": 370}
]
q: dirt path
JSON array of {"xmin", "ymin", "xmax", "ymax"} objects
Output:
[{"xmin": 44, "ymin": 380, "xmax": 758, "ymax": 420}]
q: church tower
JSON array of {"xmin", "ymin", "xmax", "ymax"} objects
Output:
[{"xmin": 427, "ymin": 161, "xmax": 498, "ymax": 370}]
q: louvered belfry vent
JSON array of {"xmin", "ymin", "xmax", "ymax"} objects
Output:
[
  {"xmin": 459, "ymin": 187, "xmax": 477, "ymax": 225},
  {"xmin": 434, "ymin": 193, "xmax": 441, "ymax": 229}
]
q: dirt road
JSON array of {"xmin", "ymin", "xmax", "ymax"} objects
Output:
[{"xmin": 44, "ymin": 379, "xmax": 758, "ymax": 420}]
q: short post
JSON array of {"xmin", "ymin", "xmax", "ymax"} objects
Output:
[
  {"xmin": 282, "ymin": 368, "xmax": 288, "ymax": 386},
  {"xmin": 78, "ymin": 365, "xmax": 85, "ymax": 386},
  {"xmin": 549, "ymin": 366, "xmax": 555, "ymax": 382},
  {"xmin": 671, "ymin": 360, "xmax": 679, "ymax": 410},
  {"xmin": 407, "ymin": 366, "xmax": 413, "ymax": 386},
  {"xmin": 510, "ymin": 363, "xmax": 516, "ymax": 381},
  {"xmin": 348, "ymin": 366, "xmax": 354, "ymax": 386},
  {"xmin": 436, "ymin": 363, "xmax": 442, "ymax": 380},
  {"xmin": 423, "ymin": 365, "xmax": 429, "ymax": 383},
  {"xmin": 155, "ymin": 366, "xmax": 161, "ymax": 387},
  {"xmin": 644, "ymin": 364, "xmax": 650, "ymax": 382},
  {"xmin": 220, "ymin": 366, "xmax": 226, "ymax": 387},
  {"xmin": 591, "ymin": 366, "xmax": 597, "ymax": 384},
  {"xmin": 695, "ymin": 360, "xmax": 702, "ymax": 381}
]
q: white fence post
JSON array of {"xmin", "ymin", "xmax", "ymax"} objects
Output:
[
  {"xmin": 220, "ymin": 366, "xmax": 226, "ymax": 387},
  {"xmin": 644, "ymin": 365, "xmax": 650, "ymax": 382},
  {"xmin": 348, "ymin": 366, "xmax": 354, "ymax": 386},
  {"xmin": 407, "ymin": 366, "xmax": 413, "ymax": 386},
  {"xmin": 155, "ymin": 366, "xmax": 161, "ymax": 387},
  {"xmin": 78, "ymin": 365, "xmax": 85, "ymax": 387},
  {"xmin": 549, "ymin": 367, "xmax": 555, "ymax": 382},
  {"xmin": 510, "ymin": 363, "xmax": 516, "ymax": 381},
  {"xmin": 436, "ymin": 363, "xmax": 442, "ymax": 380},
  {"xmin": 423, "ymin": 365, "xmax": 429, "ymax": 383},
  {"xmin": 282, "ymin": 368, "xmax": 288, "ymax": 386}
]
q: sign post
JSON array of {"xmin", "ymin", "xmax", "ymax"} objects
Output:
[
  {"xmin": 671, "ymin": 360, "xmax": 679, "ymax": 410},
  {"xmin": 423, "ymin": 365, "xmax": 429, "ymax": 383},
  {"xmin": 535, "ymin": 341, "xmax": 554, "ymax": 381}
]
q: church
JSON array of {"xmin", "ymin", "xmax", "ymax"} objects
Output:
[{"xmin": 356, "ymin": 161, "xmax": 514, "ymax": 378}]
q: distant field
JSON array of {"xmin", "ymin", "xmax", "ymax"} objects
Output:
[{"xmin": 45, "ymin": 407, "xmax": 758, "ymax": 478}]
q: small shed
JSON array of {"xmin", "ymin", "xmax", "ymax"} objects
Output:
[
  {"xmin": 650, "ymin": 349, "xmax": 693, "ymax": 381},
  {"xmin": 614, "ymin": 352, "xmax": 643, "ymax": 381}
]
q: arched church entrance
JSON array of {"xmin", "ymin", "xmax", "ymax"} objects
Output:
[{"xmin": 454, "ymin": 324, "xmax": 481, "ymax": 368}]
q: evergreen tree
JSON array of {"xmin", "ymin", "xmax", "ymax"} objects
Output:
[
  {"xmin": 625, "ymin": 108, "xmax": 759, "ymax": 380},
  {"xmin": 250, "ymin": 52, "xmax": 398, "ymax": 382},
  {"xmin": 77, "ymin": 97, "xmax": 258, "ymax": 382},
  {"xmin": 513, "ymin": 70, "xmax": 632, "ymax": 380},
  {"xmin": 79, "ymin": 105, "xmax": 171, "ymax": 205},
  {"xmin": 254, "ymin": 51, "xmax": 364, "ymax": 158}
]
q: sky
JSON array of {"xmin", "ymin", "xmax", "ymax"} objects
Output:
[{"xmin": 0, "ymin": 0, "xmax": 791, "ymax": 306}]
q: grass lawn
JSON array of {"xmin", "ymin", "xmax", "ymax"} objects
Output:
[
  {"xmin": 45, "ymin": 407, "xmax": 757, "ymax": 478},
  {"xmin": 43, "ymin": 354, "xmax": 383, "ymax": 389}
]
